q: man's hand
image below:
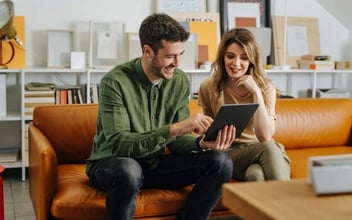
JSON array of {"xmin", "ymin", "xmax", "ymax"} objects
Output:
[
  {"xmin": 199, "ymin": 125, "xmax": 236, "ymax": 151},
  {"xmin": 170, "ymin": 113, "xmax": 213, "ymax": 138}
]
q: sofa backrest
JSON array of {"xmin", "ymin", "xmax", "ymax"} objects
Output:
[
  {"xmin": 32, "ymin": 104, "xmax": 98, "ymax": 164},
  {"xmin": 274, "ymin": 98, "xmax": 352, "ymax": 149},
  {"xmin": 32, "ymin": 101, "xmax": 202, "ymax": 164},
  {"xmin": 32, "ymin": 99, "xmax": 352, "ymax": 164}
]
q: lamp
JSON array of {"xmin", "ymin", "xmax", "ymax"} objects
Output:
[{"xmin": 0, "ymin": 0, "xmax": 23, "ymax": 69}]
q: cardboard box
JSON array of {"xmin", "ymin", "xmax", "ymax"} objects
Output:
[
  {"xmin": 307, "ymin": 88, "xmax": 350, "ymax": 98},
  {"xmin": 335, "ymin": 61, "xmax": 352, "ymax": 70}
]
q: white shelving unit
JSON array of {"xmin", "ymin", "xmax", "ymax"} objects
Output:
[
  {"xmin": 0, "ymin": 69, "xmax": 22, "ymax": 176},
  {"xmin": 0, "ymin": 67, "xmax": 211, "ymax": 180},
  {"xmin": 265, "ymin": 69, "xmax": 351, "ymax": 98}
]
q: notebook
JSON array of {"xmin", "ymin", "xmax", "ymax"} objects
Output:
[{"xmin": 203, "ymin": 103, "xmax": 259, "ymax": 141}]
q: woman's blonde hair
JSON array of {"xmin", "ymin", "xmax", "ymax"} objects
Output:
[{"xmin": 211, "ymin": 28, "xmax": 280, "ymax": 105}]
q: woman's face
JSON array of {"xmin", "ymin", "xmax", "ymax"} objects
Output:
[{"xmin": 224, "ymin": 42, "xmax": 250, "ymax": 80}]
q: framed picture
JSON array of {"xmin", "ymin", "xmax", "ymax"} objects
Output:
[
  {"xmin": 88, "ymin": 21, "xmax": 125, "ymax": 68},
  {"xmin": 47, "ymin": 30, "xmax": 74, "ymax": 68},
  {"xmin": 220, "ymin": 0, "xmax": 271, "ymax": 35}
]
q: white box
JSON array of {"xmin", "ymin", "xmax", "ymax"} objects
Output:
[
  {"xmin": 307, "ymin": 88, "xmax": 350, "ymax": 98},
  {"xmin": 70, "ymin": 52, "xmax": 86, "ymax": 69},
  {"xmin": 0, "ymin": 74, "xmax": 6, "ymax": 116},
  {"xmin": 308, "ymin": 154, "xmax": 352, "ymax": 195}
]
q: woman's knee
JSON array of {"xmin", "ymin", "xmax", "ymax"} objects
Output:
[
  {"xmin": 244, "ymin": 164, "xmax": 265, "ymax": 181},
  {"xmin": 261, "ymin": 141, "xmax": 284, "ymax": 158}
]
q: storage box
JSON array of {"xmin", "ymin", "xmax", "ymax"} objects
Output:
[
  {"xmin": 307, "ymin": 88, "xmax": 350, "ymax": 98},
  {"xmin": 335, "ymin": 61, "xmax": 352, "ymax": 70},
  {"xmin": 298, "ymin": 60, "xmax": 335, "ymax": 70},
  {"xmin": 308, "ymin": 154, "xmax": 352, "ymax": 195}
]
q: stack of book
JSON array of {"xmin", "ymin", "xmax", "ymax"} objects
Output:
[{"xmin": 24, "ymin": 89, "xmax": 56, "ymax": 117}]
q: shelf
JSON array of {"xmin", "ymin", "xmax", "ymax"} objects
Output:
[
  {"xmin": 0, "ymin": 161, "xmax": 22, "ymax": 169},
  {"xmin": 265, "ymin": 69, "xmax": 352, "ymax": 98},
  {"xmin": 0, "ymin": 113, "xmax": 21, "ymax": 121}
]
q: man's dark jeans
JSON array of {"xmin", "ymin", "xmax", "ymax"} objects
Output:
[{"xmin": 87, "ymin": 150, "xmax": 233, "ymax": 220}]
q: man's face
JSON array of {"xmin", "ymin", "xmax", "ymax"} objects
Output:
[{"xmin": 144, "ymin": 40, "xmax": 185, "ymax": 82}]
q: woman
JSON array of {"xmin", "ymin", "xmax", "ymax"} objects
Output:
[{"xmin": 198, "ymin": 28, "xmax": 291, "ymax": 181}]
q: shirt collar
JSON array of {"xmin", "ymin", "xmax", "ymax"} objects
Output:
[{"xmin": 135, "ymin": 58, "xmax": 164, "ymax": 90}]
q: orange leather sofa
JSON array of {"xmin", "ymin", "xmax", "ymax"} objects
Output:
[{"xmin": 28, "ymin": 98, "xmax": 352, "ymax": 220}]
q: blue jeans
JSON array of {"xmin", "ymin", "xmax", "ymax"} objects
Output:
[{"xmin": 87, "ymin": 150, "xmax": 233, "ymax": 220}]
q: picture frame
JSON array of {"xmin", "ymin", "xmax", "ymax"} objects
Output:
[
  {"xmin": 47, "ymin": 30, "xmax": 74, "ymax": 68},
  {"xmin": 272, "ymin": 16, "xmax": 320, "ymax": 67},
  {"xmin": 219, "ymin": 0, "xmax": 271, "ymax": 35},
  {"xmin": 155, "ymin": 0, "xmax": 206, "ymax": 13},
  {"xmin": 88, "ymin": 21, "xmax": 125, "ymax": 69}
]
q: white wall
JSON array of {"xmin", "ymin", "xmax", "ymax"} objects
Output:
[
  {"xmin": 11, "ymin": 0, "xmax": 352, "ymax": 97},
  {"xmin": 13, "ymin": 0, "xmax": 154, "ymax": 66}
]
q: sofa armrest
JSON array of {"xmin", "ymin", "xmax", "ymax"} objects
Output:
[{"xmin": 29, "ymin": 123, "xmax": 58, "ymax": 220}]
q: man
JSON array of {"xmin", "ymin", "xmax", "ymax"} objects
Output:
[{"xmin": 86, "ymin": 13, "xmax": 235, "ymax": 220}]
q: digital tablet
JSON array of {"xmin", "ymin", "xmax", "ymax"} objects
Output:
[{"xmin": 203, "ymin": 103, "xmax": 259, "ymax": 141}]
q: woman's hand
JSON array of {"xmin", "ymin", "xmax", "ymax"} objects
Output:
[{"xmin": 199, "ymin": 125, "xmax": 236, "ymax": 151}]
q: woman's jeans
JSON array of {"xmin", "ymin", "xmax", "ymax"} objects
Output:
[{"xmin": 87, "ymin": 150, "xmax": 233, "ymax": 220}]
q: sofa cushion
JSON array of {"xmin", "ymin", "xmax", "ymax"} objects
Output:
[{"xmin": 51, "ymin": 164, "xmax": 228, "ymax": 220}]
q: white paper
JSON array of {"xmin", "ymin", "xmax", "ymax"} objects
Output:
[
  {"xmin": 227, "ymin": 2, "xmax": 260, "ymax": 28},
  {"xmin": 97, "ymin": 30, "xmax": 119, "ymax": 59},
  {"xmin": 287, "ymin": 26, "xmax": 309, "ymax": 56}
]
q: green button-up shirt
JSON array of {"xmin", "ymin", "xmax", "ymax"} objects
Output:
[{"xmin": 86, "ymin": 58, "xmax": 199, "ymax": 172}]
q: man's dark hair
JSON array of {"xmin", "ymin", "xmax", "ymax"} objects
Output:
[{"xmin": 139, "ymin": 13, "xmax": 190, "ymax": 54}]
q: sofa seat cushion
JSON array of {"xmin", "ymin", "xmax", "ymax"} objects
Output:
[
  {"xmin": 52, "ymin": 164, "xmax": 228, "ymax": 220},
  {"xmin": 287, "ymin": 146, "xmax": 352, "ymax": 179}
]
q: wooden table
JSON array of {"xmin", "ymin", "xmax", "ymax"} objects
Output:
[{"xmin": 222, "ymin": 179, "xmax": 352, "ymax": 220}]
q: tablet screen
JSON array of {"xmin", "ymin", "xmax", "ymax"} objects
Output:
[{"xmin": 203, "ymin": 103, "xmax": 259, "ymax": 141}]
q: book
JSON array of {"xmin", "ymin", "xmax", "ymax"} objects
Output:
[
  {"xmin": 25, "ymin": 82, "xmax": 56, "ymax": 91},
  {"xmin": 24, "ymin": 90, "xmax": 56, "ymax": 97},
  {"xmin": 0, "ymin": 147, "xmax": 19, "ymax": 163}
]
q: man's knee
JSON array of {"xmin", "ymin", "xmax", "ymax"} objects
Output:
[
  {"xmin": 206, "ymin": 151, "xmax": 233, "ymax": 181},
  {"xmin": 111, "ymin": 159, "xmax": 143, "ymax": 189}
]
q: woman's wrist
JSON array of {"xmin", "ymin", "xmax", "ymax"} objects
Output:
[{"xmin": 195, "ymin": 135, "xmax": 204, "ymax": 150}]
